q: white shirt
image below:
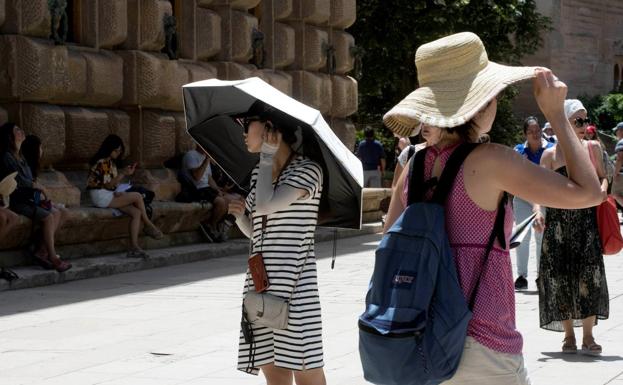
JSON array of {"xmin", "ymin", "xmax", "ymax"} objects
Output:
[{"xmin": 182, "ymin": 150, "xmax": 212, "ymax": 189}]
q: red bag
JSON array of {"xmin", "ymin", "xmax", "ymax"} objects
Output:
[
  {"xmin": 596, "ymin": 196, "xmax": 623, "ymax": 255},
  {"xmin": 587, "ymin": 142, "xmax": 623, "ymax": 254}
]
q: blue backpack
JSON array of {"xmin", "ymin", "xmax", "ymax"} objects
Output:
[{"xmin": 358, "ymin": 143, "xmax": 507, "ymax": 385}]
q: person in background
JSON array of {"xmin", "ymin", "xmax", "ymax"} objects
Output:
[
  {"xmin": 391, "ymin": 127, "xmax": 441, "ymax": 188},
  {"xmin": 512, "ymin": 116, "xmax": 554, "ymax": 290},
  {"xmin": 88, "ymin": 134, "xmax": 163, "ymax": 259},
  {"xmin": 585, "ymin": 124, "xmax": 597, "ymax": 141},
  {"xmin": 585, "ymin": 125, "xmax": 614, "ymax": 185},
  {"xmin": 534, "ymin": 99, "xmax": 609, "ymax": 356},
  {"xmin": 179, "ymin": 144, "xmax": 233, "ymax": 243},
  {"xmin": 542, "ymin": 121, "xmax": 557, "ymax": 143},
  {"xmin": 611, "ymin": 122, "xmax": 623, "ymax": 207},
  {"xmin": 0, "ymin": 123, "xmax": 71, "ymax": 272},
  {"xmin": 397, "ymin": 137, "xmax": 409, "ymax": 153},
  {"xmin": 20, "ymin": 134, "xmax": 70, "ymax": 264},
  {"xmin": 356, "ymin": 128, "xmax": 386, "ymax": 187}
]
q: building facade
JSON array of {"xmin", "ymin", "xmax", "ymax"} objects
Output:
[
  {"xmin": 0, "ymin": 0, "xmax": 358, "ymax": 206},
  {"xmin": 515, "ymin": 0, "xmax": 623, "ymax": 119}
]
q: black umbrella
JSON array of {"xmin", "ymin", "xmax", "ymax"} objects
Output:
[
  {"xmin": 182, "ymin": 77, "xmax": 364, "ymax": 229},
  {"xmin": 509, "ymin": 212, "xmax": 537, "ymax": 249}
]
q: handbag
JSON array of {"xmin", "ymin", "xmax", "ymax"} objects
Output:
[
  {"xmin": 242, "ymin": 244, "xmax": 311, "ymax": 329},
  {"xmin": 596, "ymin": 196, "xmax": 623, "ymax": 255},
  {"xmin": 588, "ymin": 146, "xmax": 623, "ymax": 255},
  {"xmin": 126, "ymin": 185, "xmax": 155, "ymax": 219}
]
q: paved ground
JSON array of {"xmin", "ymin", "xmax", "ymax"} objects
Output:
[{"xmin": 0, "ymin": 233, "xmax": 622, "ymax": 385}]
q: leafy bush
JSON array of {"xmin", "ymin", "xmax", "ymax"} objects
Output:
[{"xmin": 350, "ymin": 0, "xmax": 551, "ymax": 148}]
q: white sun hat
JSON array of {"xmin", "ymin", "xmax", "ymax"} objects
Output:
[{"xmin": 383, "ymin": 32, "xmax": 539, "ymax": 137}]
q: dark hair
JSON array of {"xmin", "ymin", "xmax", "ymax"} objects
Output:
[
  {"xmin": 90, "ymin": 134, "xmax": 125, "ymax": 166},
  {"xmin": 444, "ymin": 121, "xmax": 479, "ymax": 143},
  {"xmin": 21, "ymin": 135, "xmax": 42, "ymax": 179},
  {"xmin": 246, "ymin": 100, "xmax": 298, "ymax": 145},
  {"xmin": 522, "ymin": 116, "xmax": 539, "ymax": 134},
  {"xmin": 246, "ymin": 100, "xmax": 330, "ymax": 215},
  {"xmin": 0, "ymin": 122, "xmax": 18, "ymax": 155},
  {"xmin": 364, "ymin": 127, "xmax": 375, "ymax": 139}
]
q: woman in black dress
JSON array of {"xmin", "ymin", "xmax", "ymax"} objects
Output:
[{"xmin": 534, "ymin": 99, "xmax": 609, "ymax": 355}]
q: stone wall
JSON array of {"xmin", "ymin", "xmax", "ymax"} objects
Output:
[
  {"xmin": 514, "ymin": 0, "xmax": 623, "ymax": 119},
  {"xmin": 0, "ymin": 0, "xmax": 358, "ymax": 206}
]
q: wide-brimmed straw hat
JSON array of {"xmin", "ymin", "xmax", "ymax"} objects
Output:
[{"xmin": 383, "ymin": 32, "xmax": 539, "ymax": 137}]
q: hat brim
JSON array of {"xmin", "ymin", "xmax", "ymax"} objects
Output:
[{"xmin": 383, "ymin": 62, "xmax": 539, "ymax": 137}]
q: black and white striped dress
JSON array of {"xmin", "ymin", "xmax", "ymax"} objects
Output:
[{"xmin": 237, "ymin": 155, "xmax": 324, "ymax": 374}]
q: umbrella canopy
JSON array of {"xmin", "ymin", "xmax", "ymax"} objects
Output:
[
  {"xmin": 509, "ymin": 212, "xmax": 537, "ymax": 249},
  {"xmin": 182, "ymin": 77, "xmax": 363, "ymax": 229}
]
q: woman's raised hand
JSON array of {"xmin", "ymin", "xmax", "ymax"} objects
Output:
[
  {"xmin": 261, "ymin": 126, "xmax": 281, "ymax": 155},
  {"xmin": 533, "ymin": 68, "xmax": 567, "ymax": 121}
]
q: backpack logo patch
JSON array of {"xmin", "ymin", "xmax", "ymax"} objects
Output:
[{"xmin": 392, "ymin": 271, "xmax": 416, "ymax": 288}]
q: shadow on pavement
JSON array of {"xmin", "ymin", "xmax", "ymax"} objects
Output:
[
  {"xmin": 538, "ymin": 352, "xmax": 623, "ymax": 363},
  {"xmin": 0, "ymin": 234, "xmax": 382, "ymax": 317},
  {"xmin": 516, "ymin": 290, "xmax": 539, "ymax": 296}
]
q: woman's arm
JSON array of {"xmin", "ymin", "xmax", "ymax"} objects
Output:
[
  {"xmin": 487, "ymin": 70, "xmax": 602, "ymax": 209},
  {"xmin": 383, "ymin": 158, "xmax": 409, "ymax": 233},
  {"xmin": 587, "ymin": 141, "xmax": 608, "ymax": 197},
  {"xmin": 391, "ymin": 163, "xmax": 404, "ymax": 189},
  {"xmin": 254, "ymin": 151, "xmax": 307, "ymax": 216}
]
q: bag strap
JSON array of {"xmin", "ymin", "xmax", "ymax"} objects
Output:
[
  {"xmin": 430, "ymin": 143, "xmax": 479, "ymax": 205},
  {"xmin": 407, "ymin": 146, "xmax": 429, "ymax": 205},
  {"xmin": 407, "ymin": 145, "xmax": 416, "ymax": 161}
]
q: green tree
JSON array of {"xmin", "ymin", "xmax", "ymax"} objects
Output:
[{"xmin": 349, "ymin": 0, "xmax": 550, "ymax": 146}]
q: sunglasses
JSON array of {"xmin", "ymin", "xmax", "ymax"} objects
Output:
[
  {"xmin": 573, "ymin": 117, "xmax": 590, "ymax": 128},
  {"xmin": 241, "ymin": 116, "xmax": 262, "ymax": 133}
]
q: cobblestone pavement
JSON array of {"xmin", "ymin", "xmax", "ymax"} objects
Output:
[{"xmin": 0, "ymin": 233, "xmax": 622, "ymax": 385}]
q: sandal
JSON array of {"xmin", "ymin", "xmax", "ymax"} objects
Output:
[
  {"xmin": 581, "ymin": 338, "xmax": 602, "ymax": 356},
  {"xmin": 562, "ymin": 336, "xmax": 577, "ymax": 354},
  {"xmin": 32, "ymin": 253, "xmax": 54, "ymax": 270},
  {"xmin": 127, "ymin": 249, "xmax": 149, "ymax": 259},
  {"xmin": 50, "ymin": 256, "xmax": 72, "ymax": 273},
  {"xmin": 0, "ymin": 268, "xmax": 19, "ymax": 282},
  {"xmin": 143, "ymin": 226, "xmax": 164, "ymax": 240}
]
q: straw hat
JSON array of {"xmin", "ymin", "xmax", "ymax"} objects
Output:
[{"xmin": 383, "ymin": 32, "xmax": 538, "ymax": 137}]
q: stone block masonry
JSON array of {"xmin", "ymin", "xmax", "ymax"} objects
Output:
[{"xmin": 0, "ymin": 0, "xmax": 360, "ymax": 254}]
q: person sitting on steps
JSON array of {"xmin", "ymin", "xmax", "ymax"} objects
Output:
[
  {"xmin": 87, "ymin": 134, "xmax": 163, "ymax": 259},
  {"xmin": 178, "ymin": 144, "xmax": 235, "ymax": 243}
]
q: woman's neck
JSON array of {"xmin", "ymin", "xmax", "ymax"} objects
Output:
[
  {"xmin": 272, "ymin": 144, "xmax": 293, "ymax": 178},
  {"xmin": 434, "ymin": 132, "xmax": 461, "ymax": 150}
]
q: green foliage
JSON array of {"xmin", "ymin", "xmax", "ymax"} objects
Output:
[
  {"xmin": 349, "ymin": 0, "xmax": 550, "ymax": 147},
  {"xmin": 489, "ymin": 87, "xmax": 524, "ymax": 145},
  {"xmin": 578, "ymin": 93, "xmax": 623, "ymax": 134}
]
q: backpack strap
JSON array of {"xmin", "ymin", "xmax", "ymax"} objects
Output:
[
  {"xmin": 407, "ymin": 145, "xmax": 416, "ymax": 161},
  {"xmin": 407, "ymin": 146, "xmax": 429, "ymax": 205},
  {"xmin": 430, "ymin": 143, "xmax": 479, "ymax": 205},
  {"xmin": 410, "ymin": 142, "xmax": 507, "ymax": 311}
]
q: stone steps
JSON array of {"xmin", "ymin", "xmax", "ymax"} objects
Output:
[{"xmin": 0, "ymin": 222, "xmax": 383, "ymax": 291}]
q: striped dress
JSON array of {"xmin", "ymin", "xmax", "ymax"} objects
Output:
[{"xmin": 237, "ymin": 154, "xmax": 324, "ymax": 374}]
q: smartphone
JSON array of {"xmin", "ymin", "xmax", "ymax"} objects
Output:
[{"xmin": 248, "ymin": 253, "xmax": 270, "ymax": 293}]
